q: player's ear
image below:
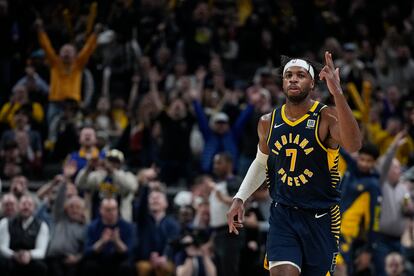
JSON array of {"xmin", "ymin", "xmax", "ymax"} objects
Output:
[{"xmin": 311, "ymin": 79, "xmax": 315, "ymax": 90}]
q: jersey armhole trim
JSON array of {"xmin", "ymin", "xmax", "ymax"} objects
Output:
[
  {"xmin": 315, "ymin": 110, "xmax": 328, "ymax": 152},
  {"xmin": 266, "ymin": 109, "xmax": 276, "ymax": 145}
]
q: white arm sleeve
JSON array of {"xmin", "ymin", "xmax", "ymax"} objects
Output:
[
  {"xmin": 30, "ymin": 222, "xmax": 49, "ymax": 259},
  {"xmin": 234, "ymin": 147, "xmax": 268, "ymax": 203},
  {"xmin": 0, "ymin": 218, "xmax": 14, "ymax": 258}
]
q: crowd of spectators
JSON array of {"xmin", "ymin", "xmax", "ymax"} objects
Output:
[{"xmin": 1, "ymin": 0, "xmax": 414, "ymax": 275}]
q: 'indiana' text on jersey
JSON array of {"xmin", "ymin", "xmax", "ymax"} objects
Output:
[{"xmin": 266, "ymin": 101, "xmax": 341, "ymax": 210}]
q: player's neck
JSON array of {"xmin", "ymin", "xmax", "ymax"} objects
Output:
[{"xmin": 284, "ymin": 99, "xmax": 314, "ymax": 120}]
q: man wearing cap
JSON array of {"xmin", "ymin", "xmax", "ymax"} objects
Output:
[
  {"xmin": 76, "ymin": 149, "xmax": 138, "ymax": 222},
  {"xmin": 335, "ymin": 43, "xmax": 364, "ymax": 85},
  {"xmin": 191, "ymin": 90, "xmax": 255, "ymax": 173},
  {"xmin": 227, "ymin": 52, "xmax": 362, "ymax": 276}
]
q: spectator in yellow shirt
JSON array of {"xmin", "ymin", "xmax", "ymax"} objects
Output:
[
  {"xmin": 0, "ymin": 85, "xmax": 44, "ymax": 129},
  {"xmin": 35, "ymin": 19, "xmax": 101, "ymax": 123},
  {"xmin": 369, "ymin": 116, "xmax": 414, "ymax": 166}
]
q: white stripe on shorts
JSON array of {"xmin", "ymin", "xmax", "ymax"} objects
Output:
[{"xmin": 268, "ymin": 261, "xmax": 301, "ymax": 273}]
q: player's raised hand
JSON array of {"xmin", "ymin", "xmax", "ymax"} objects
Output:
[
  {"xmin": 34, "ymin": 18, "xmax": 44, "ymax": 31},
  {"xmin": 226, "ymin": 198, "xmax": 245, "ymax": 235},
  {"xmin": 319, "ymin": 51, "xmax": 342, "ymax": 97}
]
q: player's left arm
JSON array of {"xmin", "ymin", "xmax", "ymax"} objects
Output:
[{"xmin": 319, "ymin": 51, "xmax": 362, "ymax": 153}]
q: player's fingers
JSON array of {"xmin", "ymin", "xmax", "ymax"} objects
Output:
[
  {"xmin": 335, "ymin": 68, "xmax": 340, "ymax": 81},
  {"xmin": 319, "ymin": 70, "xmax": 327, "ymax": 81},
  {"xmin": 327, "ymin": 52, "xmax": 335, "ymax": 70},
  {"xmin": 320, "ymin": 66, "xmax": 335, "ymax": 81},
  {"xmin": 227, "ymin": 221, "xmax": 235, "ymax": 233},
  {"xmin": 228, "ymin": 224, "xmax": 234, "ymax": 233},
  {"xmin": 237, "ymin": 208, "xmax": 244, "ymax": 223},
  {"xmin": 227, "ymin": 212, "xmax": 235, "ymax": 228},
  {"xmin": 320, "ymin": 65, "xmax": 329, "ymax": 73},
  {"xmin": 233, "ymin": 222, "xmax": 244, "ymax": 228},
  {"xmin": 324, "ymin": 51, "xmax": 333, "ymax": 69}
]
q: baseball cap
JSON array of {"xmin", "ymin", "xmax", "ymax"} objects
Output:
[
  {"xmin": 343, "ymin": 43, "xmax": 357, "ymax": 52},
  {"xmin": 211, "ymin": 112, "xmax": 229, "ymax": 124},
  {"xmin": 106, "ymin": 149, "xmax": 125, "ymax": 163}
]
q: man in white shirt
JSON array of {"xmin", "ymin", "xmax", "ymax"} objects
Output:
[{"xmin": 0, "ymin": 195, "xmax": 49, "ymax": 276}]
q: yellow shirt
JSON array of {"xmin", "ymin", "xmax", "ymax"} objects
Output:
[
  {"xmin": 369, "ymin": 123, "xmax": 414, "ymax": 165},
  {"xmin": 38, "ymin": 31, "xmax": 97, "ymax": 102},
  {"xmin": 112, "ymin": 109, "xmax": 128, "ymax": 130},
  {"xmin": 0, "ymin": 102, "xmax": 44, "ymax": 127}
]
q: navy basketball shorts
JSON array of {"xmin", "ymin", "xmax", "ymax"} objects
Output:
[{"xmin": 266, "ymin": 202, "xmax": 340, "ymax": 276}]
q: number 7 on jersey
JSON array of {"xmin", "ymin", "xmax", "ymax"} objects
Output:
[{"xmin": 286, "ymin": 149, "xmax": 297, "ymax": 172}]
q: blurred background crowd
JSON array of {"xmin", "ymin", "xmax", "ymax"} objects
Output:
[{"xmin": 0, "ymin": 0, "xmax": 414, "ymax": 275}]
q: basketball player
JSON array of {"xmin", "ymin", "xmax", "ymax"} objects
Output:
[{"xmin": 227, "ymin": 51, "xmax": 362, "ymax": 276}]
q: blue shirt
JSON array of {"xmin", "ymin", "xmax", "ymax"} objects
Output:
[
  {"xmin": 133, "ymin": 186, "xmax": 180, "ymax": 260},
  {"xmin": 84, "ymin": 218, "xmax": 135, "ymax": 258},
  {"xmin": 192, "ymin": 100, "xmax": 254, "ymax": 172},
  {"xmin": 68, "ymin": 148, "xmax": 105, "ymax": 173}
]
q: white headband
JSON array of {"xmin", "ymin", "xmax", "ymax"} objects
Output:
[{"xmin": 283, "ymin": 59, "xmax": 314, "ymax": 79}]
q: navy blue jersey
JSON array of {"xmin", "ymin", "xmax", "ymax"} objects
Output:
[{"xmin": 266, "ymin": 101, "xmax": 341, "ymax": 210}]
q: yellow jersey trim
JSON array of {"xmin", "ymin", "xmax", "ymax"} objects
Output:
[
  {"xmin": 330, "ymin": 205, "xmax": 341, "ymax": 244},
  {"xmin": 314, "ymin": 105, "xmax": 341, "ymax": 189},
  {"xmin": 328, "ymin": 150, "xmax": 340, "ymax": 171},
  {"xmin": 266, "ymin": 109, "xmax": 276, "ymax": 145},
  {"xmin": 264, "ymin": 254, "xmax": 269, "ymax": 270},
  {"xmin": 281, "ymin": 101, "xmax": 319, "ymax": 126},
  {"xmin": 314, "ymin": 105, "xmax": 328, "ymax": 152}
]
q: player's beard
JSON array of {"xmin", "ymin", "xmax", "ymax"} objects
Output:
[{"xmin": 285, "ymin": 89, "xmax": 310, "ymax": 104}]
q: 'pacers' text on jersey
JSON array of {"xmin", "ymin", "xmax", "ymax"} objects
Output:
[{"xmin": 266, "ymin": 101, "xmax": 341, "ymax": 210}]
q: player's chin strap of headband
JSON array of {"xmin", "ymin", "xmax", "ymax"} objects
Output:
[{"xmin": 283, "ymin": 59, "xmax": 315, "ymax": 79}]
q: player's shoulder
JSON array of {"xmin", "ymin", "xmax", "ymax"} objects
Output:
[
  {"xmin": 320, "ymin": 104, "xmax": 336, "ymax": 114},
  {"xmin": 258, "ymin": 112, "xmax": 273, "ymax": 138},
  {"xmin": 319, "ymin": 105, "xmax": 338, "ymax": 123},
  {"xmin": 260, "ymin": 112, "xmax": 273, "ymax": 123}
]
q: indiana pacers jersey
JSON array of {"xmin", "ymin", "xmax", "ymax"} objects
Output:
[{"xmin": 266, "ymin": 101, "xmax": 341, "ymax": 210}]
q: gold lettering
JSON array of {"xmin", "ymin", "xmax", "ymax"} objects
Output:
[
  {"xmin": 294, "ymin": 177, "xmax": 300, "ymax": 186},
  {"xmin": 275, "ymin": 141, "xmax": 282, "ymax": 151},
  {"xmin": 281, "ymin": 174, "xmax": 287, "ymax": 183},
  {"xmin": 281, "ymin": 135, "xmax": 287, "ymax": 145},
  {"xmin": 299, "ymin": 138, "xmax": 309, "ymax": 148},
  {"xmin": 289, "ymin": 133, "xmax": 292, "ymax": 143},
  {"xmin": 278, "ymin": 168, "xmax": 285, "ymax": 175},
  {"xmin": 299, "ymin": 174, "xmax": 308, "ymax": 184},
  {"xmin": 271, "ymin": 149, "xmax": 279, "ymax": 155},
  {"xmin": 304, "ymin": 169, "xmax": 313, "ymax": 177},
  {"xmin": 304, "ymin": 147, "xmax": 314, "ymax": 155},
  {"xmin": 293, "ymin": 134, "xmax": 300, "ymax": 145},
  {"xmin": 287, "ymin": 177, "xmax": 293, "ymax": 186}
]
